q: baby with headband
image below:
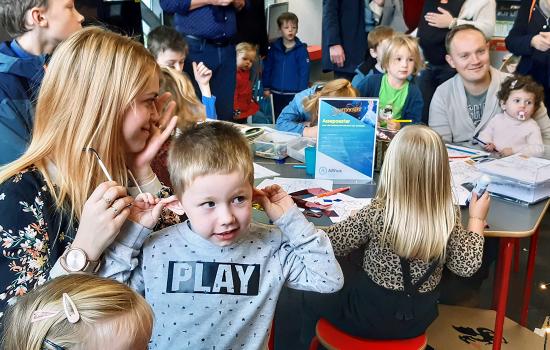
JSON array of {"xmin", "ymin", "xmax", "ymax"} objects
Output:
[
  {"xmin": 1, "ymin": 274, "xmax": 153, "ymax": 350},
  {"xmin": 478, "ymin": 75, "xmax": 544, "ymax": 156}
]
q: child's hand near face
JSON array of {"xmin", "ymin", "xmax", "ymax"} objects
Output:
[
  {"xmin": 253, "ymin": 185, "xmax": 295, "ymax": 222},
  {"xmin": 129, "ymin": 193, "xmax": 176, "ymax": 229},
  {"xmin": 192, "ymin": 62, "xmax": 213, "ymax": 97}
]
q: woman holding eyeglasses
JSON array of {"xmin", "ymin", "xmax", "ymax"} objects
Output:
[{"xmin": 0, "ymin": 27, "xmax": 179, "ymax": 326}]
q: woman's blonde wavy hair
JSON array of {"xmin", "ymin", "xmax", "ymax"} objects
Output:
[
  {"xmin": 0, "ymin": 26, "xmax": 159, "ymax": 222},
  {"xmin": 377, "ymin": 125, "xmax": 456, "ymax": 262},
  {"xmin": 160, "ymin": 67, "xmax": 205, "ymax": 131},
  {"xmin": 1, "ymin": 274, "xmax": 154, "ymax": 350},
  {"xmin": 303, "ymin": 79, "xmax": 358, "ymax": 126}
]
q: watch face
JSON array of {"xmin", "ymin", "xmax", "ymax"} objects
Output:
[{"xmin": 66, "ymin": 249, "xmax": 87, "ymax": 271}]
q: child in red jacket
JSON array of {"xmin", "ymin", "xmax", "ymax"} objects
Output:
[{"xmin": 234, "ymin": 42, "xmax": 271, "ymax": 124}]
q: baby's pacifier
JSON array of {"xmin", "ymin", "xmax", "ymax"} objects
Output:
[{"xmin": 517, "ymin": 111, "xmax": 526, "ymax": 121}]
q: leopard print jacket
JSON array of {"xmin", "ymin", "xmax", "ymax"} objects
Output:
[{"xmin": 326, "ymin": 199, "xmax": 485, "ymax": 293}]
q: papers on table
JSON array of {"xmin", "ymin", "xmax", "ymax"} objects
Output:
[
  {"xmin": 256, "ymin": 177, "xmax": 334, "ymax": 194},
  {"xmin": 305, "ymin": 193, "xmax": 372, "ymax": 223},
  {"xmin": 477, "ymin": 154, "xmax": 550, "ymax": 184},
  {"xmin": 450, "ymin": 160, "xmax": 483, "ymax": 206},
  {"xmin": 253, "ymin": 163, "xmax": 280, "ymax": 179}
]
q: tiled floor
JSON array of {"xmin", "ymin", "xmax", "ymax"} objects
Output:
[{"xmin": 273, "ymin": 211, "xmax": 550, "ymax": 349}]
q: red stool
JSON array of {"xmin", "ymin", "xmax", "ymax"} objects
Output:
[{"xmin": 309, "ymin": 318, "xmax": 427, "ymax": 350}]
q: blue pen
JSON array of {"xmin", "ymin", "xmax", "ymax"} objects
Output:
[
  {"xmin": 446, "ymin": 145, "xmax": 478, "ymax": 155},
  {"xmin": 293, "ymin": 165, "xmax": 307, "ymax": 169}
]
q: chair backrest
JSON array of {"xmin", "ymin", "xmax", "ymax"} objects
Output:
[{"xmin": 314, "ymin": 318, "xmax": 427, "ymax": 350}]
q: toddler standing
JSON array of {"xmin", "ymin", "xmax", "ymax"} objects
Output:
[
  {"xmin": 478, "ymin": 75, "xmax": 544, "ymax": 156},
  {"xmin": 262, "ymin": 12, "xmax": 310, "ymax": 119}
]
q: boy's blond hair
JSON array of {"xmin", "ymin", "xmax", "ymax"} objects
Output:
[
  {"xmin": 1, "ymin": 275, "xmax": 153, "ymax": 350},
  {"xmin": 0, "ymin": 27, "xmax": 159, "ymax": 222},
  {"xmin": 0, "ymin": 0, "xmax": 47, "ymax": 36},
  {"xmin": 377, "ymin": 125, "xmax": 455, "ymax": 262},
  {"xmin": 160, "ymin": 67, "xmax": 205, "ymax": 131},
  {"xmin": 381, "ymin": 34, "xmax": 424, "ymax": 76},
  {"xmin": 168, "ymin": 121, "xmax": 254, "ymax": 196},
  {"xmin": 367, "ymin": 25, "xmax": 395, "ymax": 49}
]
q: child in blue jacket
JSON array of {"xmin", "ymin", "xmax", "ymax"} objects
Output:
[
  {"xmin": 262, "ymin": 12, "xmax": 310, "ymax": 120},
  {"xmin": 356, "ymin": 34, "xmax": 424, "ymax": 130}
]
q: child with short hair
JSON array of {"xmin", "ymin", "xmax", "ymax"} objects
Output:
[
  {"xmin": 234, "ymin": 42, "xmax": 271, "ymax": 124},
  {"xmin": 351, "ymin": 25, "xmax": 396, "ymax": 87},
  {"xmin": 147, "ymin": 25, "xmax": 188, "ymax": 72},
  {"xmin": 2, "ymin": 274, "xmax": 153, "ymax": 350},
  {"xmin": 478, "ymin": 75, "xmax": 544, "ymax": 156},
  {"xmin": 276, "ymin": 79, "xmax": 359, "ymax": 138},
  {"xmin": 301, "ymin": 125, "xmax": 490, "ymax": 342},
  {"xmin": 100, "ymin": 121, "xmax": 344, "ymax": 349},
  {"xmin": 0, "ymin": 0, "xmax": 84, "ymax": 165},
  {"xmin": 356, "ymin": 34, "xmax": 424, "ymax": 130},
  {"xmin": 147, "ymin": 25, "xmax": 216, "ymax": 119},
  {"xmin": 262, "ymin": 12, "xmax": 310, "ymax": 119}
]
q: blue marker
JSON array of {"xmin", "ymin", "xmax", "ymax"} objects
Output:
[
  {"xmin": 446, "ymin": 145, "xmax": 477, "ymax": 155},
  {"xmin": 473, "ymin": 136, "xmax": 488, "ymax": 146},
  {"xmin": 293, "ymin": 165, "xmax": 307, "ymax": 169}
]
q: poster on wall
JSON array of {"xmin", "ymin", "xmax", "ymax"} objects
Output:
[{"xmin": 315, "ymin": 98, "xmax": 378, "ymax": 183}]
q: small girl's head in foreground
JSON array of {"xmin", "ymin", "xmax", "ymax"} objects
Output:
[
  {"xmin": 381, "ymin": 34, "xmax": 424, "ymax": 82},
  {"xmin": 236, "ymin": 42, "xmax": 257, "ymax": 71},
  {"xmin": 2, "ymin": 275, "xmax": 153, "ymax": 350},
  {"xmin": 168, "ymin": 122, "xmax": 254, "ymax": 247},
  {"xmin": 304, "ymin": 79, "xmax": 359, "ymax": 126},
  {"xmin": 160, "ymin": 67, "xmax": 206, "ymax": 131},
  {"xmin": 378, "ymin": 125, "xmax": 455, "ymax": 263},
  {"xmin": 497, "ymin": 75, "xmax": 544, "ymax": 121}
]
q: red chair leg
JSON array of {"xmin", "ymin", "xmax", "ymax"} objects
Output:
[
  {"xmin": 492, "ymin": 238, "xmax": 506, "ymax": 310},
  {"xmin": 520, "ymin": 228, "xmax": 540, "ymax": 326}
]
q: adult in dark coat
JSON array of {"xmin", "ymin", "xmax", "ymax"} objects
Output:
[
  {"xmin": 322, "ymin": 0, "xmax": 367, "ymax": 81},
  {"xmin": 506, "ymin": 0, "xmax": 550, "ymax": 109}
]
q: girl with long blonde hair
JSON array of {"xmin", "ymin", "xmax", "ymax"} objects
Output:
[
  {"xmin": 0, "ymin": 27, "xmax": 178, "ymax": 323},
  {"xmin": 2, "ymin": 274, "xmax": 154, "ymax": 350},
  {"xmin": 301, "ymin": 125, "xmax": 490, "ymax": 341},
  {"xmin": 275, "ymin": 78, "xmax": 358, "ymax": 138}
]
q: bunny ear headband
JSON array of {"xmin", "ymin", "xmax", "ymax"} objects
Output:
[{"xmin": 31, "ymin": 293, "xmax": 80, "ymax": 324}]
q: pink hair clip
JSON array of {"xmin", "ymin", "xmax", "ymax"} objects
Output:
[{"xmin": 30, "ymin": 293, "xmax": 80, "ymax": 324}]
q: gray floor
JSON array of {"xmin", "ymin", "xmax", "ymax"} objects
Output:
[{"xmin": 273, "ymin": 210, "xmax": 550, "ymax": 349}]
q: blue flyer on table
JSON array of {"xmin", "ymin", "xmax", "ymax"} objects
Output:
[{"xmin": 315, "ymin": 98, "xmax": 378, "ymax": 182}]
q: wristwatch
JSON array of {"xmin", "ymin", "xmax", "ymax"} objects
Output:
[{"xmin": 60, "ymin": 247, "xmax": 101, "ymax": 274}]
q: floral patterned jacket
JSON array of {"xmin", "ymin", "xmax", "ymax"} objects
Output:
[{"xmin": 0, "ymin": 167, "xmax": 179, "ymax": 325}]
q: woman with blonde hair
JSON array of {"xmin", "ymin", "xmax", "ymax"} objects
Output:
[
  {"xmin": 0, "ymin": 26, "xmax": 178, "ymax": 323},
  {"xmin": 2, "ymin": 274, "xmax": 154, "ymax": 350},
  {"xmin": 300, "ymin": 125, "xmax": 490, "ymax": 342},
  {"xmin": 275, "ymin": 78, "xmax": 358, "ymax": 138}
]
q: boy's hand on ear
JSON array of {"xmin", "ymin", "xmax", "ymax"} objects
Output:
[{"xmin": 253, "ymin": 185, "xmax": 295, "ymax": 222}]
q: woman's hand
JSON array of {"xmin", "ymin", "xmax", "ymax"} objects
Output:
[
  {"xmin": 71, "ymin": 182, "xmax": 134, "ymax": 260},
  {"xmin": 253, "ymin": 185, "xmax": 295, "ymax": 222},
  {"xmin": 129, "ymin": 193, "xmax": 175, "ymax": 229},
  {"xmin": 425, "ymin": 7, "xmax": 454, "ymax": 28},
  {"xmin": 127, "ymin": 92, "xmax": 178, "ymax": 182}
]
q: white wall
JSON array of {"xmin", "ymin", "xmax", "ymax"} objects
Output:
[{"xmin": 288, "ymin": 0, "xmax": 322, "ymax": 46}]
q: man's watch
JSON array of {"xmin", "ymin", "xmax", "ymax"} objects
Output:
[{"xmin": 60, "ymin": 247, "xmax": 101, "ymax": 274}]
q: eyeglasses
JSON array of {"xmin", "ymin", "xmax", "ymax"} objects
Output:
[{"xmin": 43, "ymin": 338, "xmax": 65, "ymax": 350}]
